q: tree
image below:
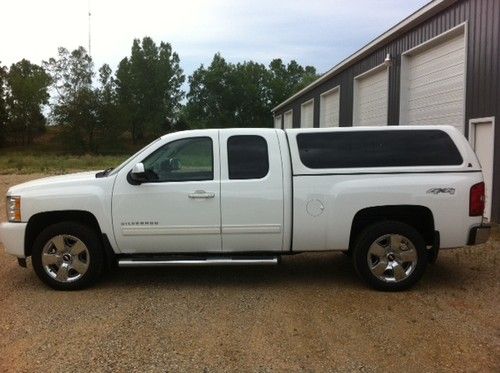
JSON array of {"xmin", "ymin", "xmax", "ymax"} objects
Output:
[
  {"xmin": 184, "ymin": 54, "xmax": 318, "ymax": 128},
  {"xmin": 0, "ymin": 63, "xmax": 7, "ymax": 146},
  {"xmin": 184, "ymin": 54, "xmax": 271, "ymax": 128},
  {"xmin": 267, "ymin": 59, "xmax": 317, "ymax": 109},
  {"xmin": 44, "ymin": 47, "xmax": 99, "ymax": 152},
  {"xmin": 5, "ymin": 59, "xmax": 51, "ymax": 145},
  {"xmin": 115, "ymin": 37, "xmax": 185, "ymax": 143},
  {"xmin": 94, "ymin": 63, "xmax": 125, "ymax": 152}
]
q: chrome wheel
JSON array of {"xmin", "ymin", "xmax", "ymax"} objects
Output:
[
  {"xmin": 41, "ymin": 235, "xmax": 90, "ymax": 283},
  {"xmin": 367, "ymin": 233, "xmax": 417, "ymax": 283}
]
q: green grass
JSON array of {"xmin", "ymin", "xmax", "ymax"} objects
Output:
[{"xmin": 0, "ymin": 152, "xmax": 128, "ymax": 174}]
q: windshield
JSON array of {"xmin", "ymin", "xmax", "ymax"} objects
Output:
[{"xmin": 108, "ymin": 138, "xmax": 163, "ymax": 176}]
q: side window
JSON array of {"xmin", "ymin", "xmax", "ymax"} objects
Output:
[
  {"xmin": 228, "ymin": 135, "xmax": 269, "ymax": 179},
  {"xmin": 297, "ymin": 130, "xmax": 463, "ymax": 168},
  {"xmin": 142, "ymin": 137, "xmax": 213, "ymax": 182}
]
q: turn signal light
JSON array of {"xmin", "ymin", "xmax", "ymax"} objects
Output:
[
  {"xmin": 6, "ymin": 196, "xmax": 21, "ymax": 222},
  {"xmin": 469, "ymin": 182, "xmax": 485, "ymax": 217}
]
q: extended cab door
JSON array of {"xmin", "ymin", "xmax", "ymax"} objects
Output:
[
  {"xmin": 111, "ymin": 130, "xmax": 221, "ymax": 253},
  {"xmin": 219, "ymin": 129, "xmax": 285, "ymax": 252}
]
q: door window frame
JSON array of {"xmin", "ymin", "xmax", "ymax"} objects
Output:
[{"xmin": 136, "ymin": 136, "xmax": 215, "ymax": 183}]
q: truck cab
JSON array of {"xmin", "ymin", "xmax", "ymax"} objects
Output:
[{"xmin": 111, "ymin": 128, "xmax": 291, "ymax": 254}]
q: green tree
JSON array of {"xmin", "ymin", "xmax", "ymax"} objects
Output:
[
  {"xmin": 267, "ymin": 59, "xmax": 317, "ymax": 109},
  {"xmin": 44, "ymin": 47, "xmax": 99, "ymax": 152},
  {"xmin": 5, "ymin": 59, "xmax": 51, "ymax": 145},
  {"xmin": 0, "ymin": 63, "xmax": 7, "ymax": 146},
  {"xmin": 183, "ymin": 53, "xmax": 234, "ymax": 128},
  {"xmin": 94, "ymin": 63, "xmax": 125, "ymax": 152},
  {"xmin": 184, "ymin": 54, "xmax": 318, "ymax": 128},
  {"xmin": 185, "ymin": 54, "xmax": 271, "ymax": 128},
  {"xmin": 115, "ymin": 37, "xmax": 185, "ymax": 143}
]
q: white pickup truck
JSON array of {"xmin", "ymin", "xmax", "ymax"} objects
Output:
[{"xmin": 0, "ymin": 126, "xmax": 491, "ymax": 291}]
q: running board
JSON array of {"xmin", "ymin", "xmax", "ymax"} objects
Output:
[{"xmin": 118, "ymin": 256, "xmax": 279, "ymax": 267}]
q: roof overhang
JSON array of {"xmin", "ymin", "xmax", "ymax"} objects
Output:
[{"xmin": 272, "ymin": 0, "xmax": 457, "ymax": 113}]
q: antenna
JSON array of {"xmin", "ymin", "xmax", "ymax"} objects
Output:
[{"xmin": 88, "ymin": 0, "xmax": 92, "ymax": 57}]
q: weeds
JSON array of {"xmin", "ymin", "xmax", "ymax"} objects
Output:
[{"xmin": 0, "ymin": 152, "xmax": 127, "ymax": 174}]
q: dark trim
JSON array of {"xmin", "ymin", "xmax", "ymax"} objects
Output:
[
  {"xmin": 427, "ymin": 230, "xmax": 440, "ymax": 264},
  {"xmin": 284, "ymin": 133, "xmax": 295, "ymax": 253},
  {"xmin": 293, "ymin": 170, "xmax": 481, "ymax": 177},
  {"xmin": 101, "ymin": 234, "xmax": 118, "ymax": 269},
  {"xmin": 17, "ymin": 258, "xmax": 27, "ymax": 268}
]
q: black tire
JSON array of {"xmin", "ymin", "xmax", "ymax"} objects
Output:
[
  {"xmin": 352, "ymin": 221, "xmax": 428, "ymax": 291},
  {"xmin": 32, "ymin": 222, "xmax": 104, "ymax": 290}
]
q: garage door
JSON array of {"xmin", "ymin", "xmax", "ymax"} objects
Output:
[
  {"xmin": 274, "ymin": 115, "xmax": 282, "ymax": 129},
  {"xmin": 353, "ymin": 66, "xmax": 388, "ymax": 126},
  {"xmin": 401, "ymin": 31, "xmax": 465, "ymax": 131},
  {"xmin": 284, "ymin": 110, "xmax": 293, "ymax": 129},
  {"xmin": 301, "ymin": 100, "xmax": 314, "ymax": 128},
  {"xmin": 320, "ymin": 87, "xmax": 340, "ymax": 127}
]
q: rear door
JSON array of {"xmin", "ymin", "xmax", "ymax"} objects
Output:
[{"xmin": 219, "ymin": 129, "xmax": 284, "ymax": 252}]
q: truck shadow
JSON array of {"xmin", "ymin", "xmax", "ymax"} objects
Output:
[
  {"xmin": 96, "ymin": 251, "xmax": 477, "ymax": 292},
  {"xmin": 101, "ymin": 252, "xmax": 362, "ymax": 290}
]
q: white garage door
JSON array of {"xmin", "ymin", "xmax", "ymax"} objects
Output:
[
  {"xmin": 353, "ymin": 66, "xmax": 388, "ymax": 126},
  {"xmin": 284, "ymin": 110, "xmax": 293, "ymax": 129},
  {"xmin": 301, "ymin": 100, "xmax": 314, "ymax": 128},
  {"xmin": 274, "ymin": 115, "xmax": 282, "ymax": 129},
  {"xmin": 320, "ymin": 87, "xmax": 340, "ymax": 127},
  {"xmin": 401, "ymin": 31, "xmax": 465, "ymax": 131},
  {"xmin": 470, "ymin": 118, "xmax": 495, "ymax": 221}
]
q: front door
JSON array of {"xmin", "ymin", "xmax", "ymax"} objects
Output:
[
  {"xmin": 112, "ymin": 132, "xmax": 221, "ymax": 253},
  {"xmin": 469, "ymin": 118, "xmax": 495, "ymax": 221}
]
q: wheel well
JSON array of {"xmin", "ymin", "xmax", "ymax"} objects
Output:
[
  {"xmin": 24, "ymin": 210, "xmax": 102, "ymax": 257},
  {"xmin": 349, "ymin": 205, "xmax": 435, "ymax": 250}
]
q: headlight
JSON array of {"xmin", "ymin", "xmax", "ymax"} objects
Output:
[{"xmin": 6, "ymin": 196, "xmax": 21, "ymax": 222}]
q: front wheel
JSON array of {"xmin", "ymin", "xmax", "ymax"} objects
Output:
[
  {"xmin": 352, "ymin": 221, "xmax": 428, "ymax": 291},
  {"xmin": 32, "ymin": 222, "xmax": 104, "ymax": 290}
]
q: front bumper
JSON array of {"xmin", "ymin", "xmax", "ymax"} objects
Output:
[
  {"xmin": 0, "ymin": 222, "xmax": 27, "ymax": 258},
  {"xmin": 467, "ymin": 223, "xmax": 491, "ymax": 246}
]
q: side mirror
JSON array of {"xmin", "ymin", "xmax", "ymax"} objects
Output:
[{"xmin": 129, "ymin": 162, "xmax": 148, "ymax": 184}]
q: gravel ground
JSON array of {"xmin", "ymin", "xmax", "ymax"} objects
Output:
[{"xmin": 0, "ymin": 174, "xmax": 499, "ymax": 372}]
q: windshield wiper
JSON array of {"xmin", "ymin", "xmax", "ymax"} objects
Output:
[{"xmin": 95, "ymin": 168, "xmax": 114, "ymax": 178}]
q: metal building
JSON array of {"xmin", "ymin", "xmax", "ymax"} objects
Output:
[{"xmin": 272, "ymin": 0, "xmax": 499, "ymax": 222}]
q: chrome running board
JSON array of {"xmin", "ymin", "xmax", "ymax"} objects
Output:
[{"xmin": 118, "ymin": 256, "xmax": 279, "ymax": 267}]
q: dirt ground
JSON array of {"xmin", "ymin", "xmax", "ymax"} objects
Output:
[{"xmin": 0, "ymin": 174, "xmax": 498, "ymax": 372}]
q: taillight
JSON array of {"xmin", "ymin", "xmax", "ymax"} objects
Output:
[{"xmin": 469, "ymin": 182, "xmax": 485, "ymax": 216}]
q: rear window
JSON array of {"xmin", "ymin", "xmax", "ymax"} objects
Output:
[
  {"xmin": 228, "ymin": 135, "xmax": 269, "ymax": 179},
  {"xmin": 296, "ymin": 130, "xmax": 463, "ymax": 169}
]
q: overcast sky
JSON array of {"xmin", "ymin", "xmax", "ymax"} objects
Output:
[{"xmin": 1, "ymin": 0, "xmax": 429, "ymax": 78}]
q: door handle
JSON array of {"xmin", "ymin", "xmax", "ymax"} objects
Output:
[{"xmin": 188, "ymin": 190, "xmax": 215, "ymax": 199}]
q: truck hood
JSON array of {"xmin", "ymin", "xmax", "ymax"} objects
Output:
[{"xmin": 7, "ymin": 171, "xmax": 102, "ymax": 195}]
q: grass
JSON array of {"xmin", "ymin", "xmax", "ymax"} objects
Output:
[{"xmin": 0, "ymin": 152, "xmax": 128, "ymax": 174}]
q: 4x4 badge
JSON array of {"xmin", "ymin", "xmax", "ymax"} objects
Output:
[{"xmin": 427, "ymin": 188, "xmax": 455, "ymax": 195}]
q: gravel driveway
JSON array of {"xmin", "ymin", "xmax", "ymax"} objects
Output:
[{"xmin": 0, "ymin": 174, "xmax": 499, "ymax": 372}]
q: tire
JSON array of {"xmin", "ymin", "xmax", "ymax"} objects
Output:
[
  {"xmin": 352, "ymin": 221, "xmax": 428, "ymax": 291},
  {"xmin": 32, "ymin": 222, "xmax": 104, "ymax": 290}
]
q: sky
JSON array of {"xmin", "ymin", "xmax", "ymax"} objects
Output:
[{"xmin": 1, "ymin": 0, "xmax": 430, "ymax": 81}]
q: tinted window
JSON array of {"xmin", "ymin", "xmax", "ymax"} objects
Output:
[
  {"xmin": 228, "ymin": 135, "xmax": 269, "ymax": 179},
  {"xmin": 142, "ymin": 137, "xmax": 213, "ymax": 182},
  {"xmin": 297, "ymin": 130, "xmax": 463, "ymax": 169}
]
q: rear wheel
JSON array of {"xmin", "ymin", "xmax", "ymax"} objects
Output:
[
  {"xmin": 352, "ymin": 221, "xmax": 428, "ymax": 291},
  {"xmin": 32, "ymin": 222, "xmax": 104, "ymax": 290}
]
